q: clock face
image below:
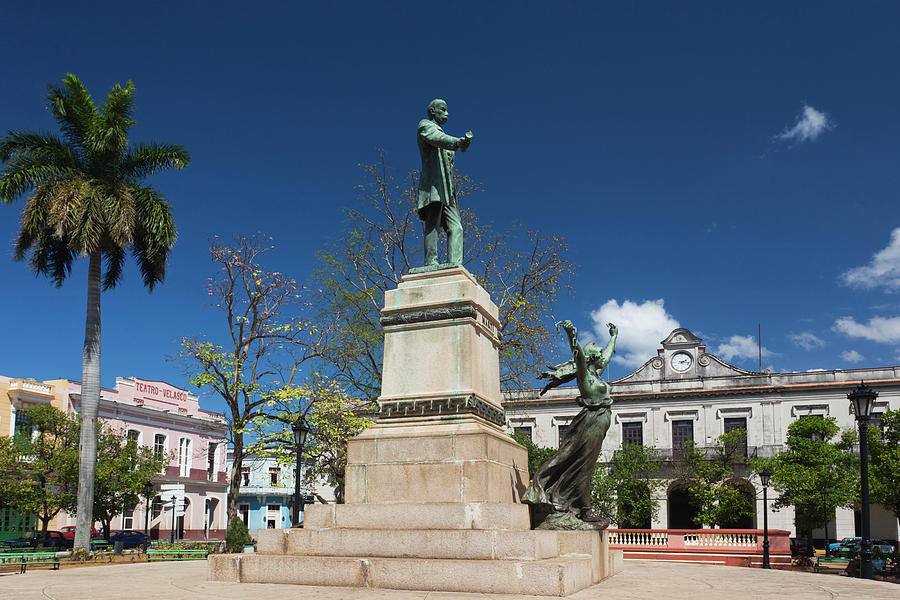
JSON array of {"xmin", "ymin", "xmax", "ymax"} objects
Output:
[{"xmin": 670, "ymin": 352, "xmax": 693, "ymax": 372}]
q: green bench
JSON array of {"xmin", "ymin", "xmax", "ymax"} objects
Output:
[
  {"xmin": 146, "ymin": 548, "xmax": 208, "ymax": 562},
  {"xmin": 814, "ymin": 556, "xmax": 848, "ymax": 574},
  {"xmin": 0, "ymin": 551, "xmax": 60, "ymax": 574}
]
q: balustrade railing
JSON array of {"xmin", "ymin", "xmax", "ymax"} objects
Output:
[{"xmin": 609, "ymin": 528, "xmax": 789, "ymax": 554}]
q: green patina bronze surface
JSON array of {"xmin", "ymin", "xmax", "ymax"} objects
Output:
[
  {"xmin": 523, "ymin": 320, "xmax": 618, "ymax": 530},
  {"xmin": 416, "ymin": 99, "xmax": 473, "ymax": 267}
]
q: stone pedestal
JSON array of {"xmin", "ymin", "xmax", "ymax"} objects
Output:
[{"xmin": 208, "ymin": 267, "xmax": 621, "ymax": 596}]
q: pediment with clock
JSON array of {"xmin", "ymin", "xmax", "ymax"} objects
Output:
[{"xmin": 614, "ymin": 327, "xmax": 755, "ymax": 383}]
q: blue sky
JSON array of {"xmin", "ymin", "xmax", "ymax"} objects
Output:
[{"xmin": 3, "ymin": 1, "xmax": 900, "ymax": 411}]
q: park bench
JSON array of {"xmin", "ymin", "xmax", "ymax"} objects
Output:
[
  {"xmin": 814, "ymin": 556, "xmax": 848, "ymax": 574},
  {"xmin": 0, "ymin": 551, "xmax": 60, "ymax": 574},
  {"xmin": 146, "ymin": 548, "xmax": 208, "ymax": 562}
]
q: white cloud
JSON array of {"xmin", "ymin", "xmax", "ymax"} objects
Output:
[
  {"xmin": 789, "ymin": 331, "xmax": 825, "ymax": 351},
  {"xmin": 714, "ymin": 335, "xmax": 773, "ymax": 362},
  {"xmin": 833, "ymin": 315, "xmax": 900, "ymax": 343},
  {"xmin": 840, "ymin": 350, "xmax": 865, "ymax": 363},
  {"xmin": 840, "ymin": 227, "xmax": 900, "ymax": 291},
  {"xmin": 590, "ymin": 299, "xmax": 680, "ymax": 368},
  {"xmin": 776, "ymin": 105, "xmax": 832, "ymax": 142}
]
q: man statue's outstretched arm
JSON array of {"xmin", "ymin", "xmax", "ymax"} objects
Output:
[{"xmin": 419, "ymin": 120, "xmax": 466, "ymax": 150}]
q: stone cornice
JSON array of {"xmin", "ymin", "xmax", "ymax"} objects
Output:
[{"xmin": 378, "ymin": 394, "xmax": 505, "ymax": 426}]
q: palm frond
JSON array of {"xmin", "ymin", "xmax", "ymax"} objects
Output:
[
  {"xmin": 0, "ymin": 160, "xmax": 81, "ymax": 203},
  {"xmin": 46, "ymin": 74, "xmax": 97, "ymax": 154},
  {"xmin": 0, "ymin": 131, "xmax": 81, "ymax": 168},
  {"xmin": 91, "ymin": 80, "xmax": 136, "ymax": 156},
  {"xmin": 120, "ymin": 143, "xmax": 191, "ymax": 180},
  {"xmin": 131, "ymin": 184, "xmax": 176, "ymax": 290},
  {"xmin": 101, "ymin": 245, "xmax": 126, "ymax": 290}
]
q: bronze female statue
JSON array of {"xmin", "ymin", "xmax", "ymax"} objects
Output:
[{"xmin": 522, "ymin": 320, "xmax": 618, "ymax": 530}]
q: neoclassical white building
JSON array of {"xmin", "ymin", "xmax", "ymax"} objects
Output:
[{"xmin": 504, "ymin": 328, "xmax": 900, "ymax": 543}]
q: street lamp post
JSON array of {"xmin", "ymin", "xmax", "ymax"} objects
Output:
[
  {"xmin": 170, "ymin": 495, "xmax": 177, "ymax": 544},
  {"xmin": 848, "ymin": 381, "xmax": 877, "ymax": 579},
  {"xmin": 821, "ymin": 488, "xmax": 829, "ymax": 556},
  {"xmin": 759, "ymin": 468, "xmax": 771, "ymax": 569},
  {"xmin": 292, "ymin": 420, "xmax": 310, "ymax": 528}
]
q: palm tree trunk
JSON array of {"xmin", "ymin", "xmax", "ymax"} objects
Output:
[{"xmin": 74, "ymin": 250, "xmax": 101, "ymax": 551}]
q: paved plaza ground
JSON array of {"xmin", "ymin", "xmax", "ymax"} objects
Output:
[{"xmin": 0, "ymin": 559, "xmax": 897, "ymax": 600}]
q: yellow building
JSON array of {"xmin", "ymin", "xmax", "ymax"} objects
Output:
[{"xmin": 0, "ymin": 376, "xmax": 68, "ymax": 538}]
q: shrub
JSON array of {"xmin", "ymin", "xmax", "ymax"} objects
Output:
[{"xmin": 225, "ymin": 516, "xmax": 253, "ymax": 553}]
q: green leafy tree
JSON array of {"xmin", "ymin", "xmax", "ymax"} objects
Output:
[
  {"xmin": 0, "ymin": 74, "xmax": 189, "ymax": 550},
  {"xmin": 755, "ymin": 416, "xmax": 857, "ymax": 540},
  {"xmin": 181, "ymin": 236, "xmax": 329, "ymax": 521},
  {"xmin": 91, "ymin": 423, "xmax": 168, "ymax": 539},
  {"xmin": 865, "ymin": 410, "xmax": 900, "ymax": 530},
  {"xmin": 224, "ymin": 515, "xmax": 253, "ymax": 553},
  {"xmin": 673, "ymin": 429, "xmax": 754, "ymax": 528},
  {"xmin": 510, "ymin": 430, "xmax": 556, "ymax": 477},
  {"xmin": 245, "ymin": 377, "xmax": 372, "ymax": 504},
  {"xmin": 0, "ymin": 406, "xmax": 78, "ymax": 544},
  {"xmin": 315, "ymin": 153, "xmax": 573, "ymax": 402},
  {"xmin": 591, "ymin": 443, "xmax": 663, "ymax": 528}
]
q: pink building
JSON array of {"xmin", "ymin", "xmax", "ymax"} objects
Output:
[{"xmin": 60, "ymin": 376, "xmax": 229, "ymax": 540}]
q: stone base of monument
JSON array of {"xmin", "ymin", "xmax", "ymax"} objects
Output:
[
  {"xmin": 208, "ymin": 267, "xmax": 622, "ymax": 596},
  {"xmin": 209, "ymin": 523, "xmax": 620, "ymax": 596}
]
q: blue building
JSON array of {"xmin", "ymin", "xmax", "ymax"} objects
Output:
[{"xmin": 227, "ymin": 453, "xmax": 315, "ymax": 529}]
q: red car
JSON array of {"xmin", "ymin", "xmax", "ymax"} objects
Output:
[{"xmin": 59, "ymin": 525, "xmax": 99, "ymax": 540}]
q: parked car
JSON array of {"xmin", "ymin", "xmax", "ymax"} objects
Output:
[
  {"xmin": 828, "ymin": 536, "xmax": 860, "ymax": 553},
  {"xmin": 835, "ymin": 538, "xmax": 895, "ymax": 557},
  {"xmin": 0, "ymin": 530, "xmax": 73, "ymax": 550},
  {"xmin": 108, "ymin": 530, "xmax": 148, "ymax": 549},
  {"xmin": 59, "ymin": 525, "xmax": 99, "ymax": 540}
]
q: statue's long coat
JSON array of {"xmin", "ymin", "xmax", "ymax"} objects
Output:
[{"xmin": 416, "ymin": 119, "xmax": 459, "ymax": 217}]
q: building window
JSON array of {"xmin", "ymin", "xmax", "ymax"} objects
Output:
[
  {"xmin": 151, "ymin": 496, "xmax": 163, "ymax": 519},
  {"xmin": 514, "ymin": 426, "xmax": 532, "ymax": 442},
  {"xmin": 13, "ymin": 410, "xmax": 32, "ymax": 439},
  {"xmin": 723, "ymin": 417, "xmax": 748, "ymax": 456},
  {"xmin": 622, "ymin": 422, "xmax": 643, "ymax": 446},
  {"xmin": 239, "ymin": 503, "xmax": 249, "ymax": 527},
  {"xmin": 123, "ymin": 509, "xmax": 134, "ymax": 529},
  {"xmin": 558, "ymin": 425, "xmax": 570, "ymax": 447},
  {"xmin": 153, "ymin": 434, "xmax": 166, "ymax": 460},
  {"xmin": 241, "ymin": 466, "xmax": 250, "ymax": 486},
  {"xmin": 178, "ymin": 438, "xmax": 191, "ymax": 477},
  {"xmin": 127, "ymin": 429, "xmax": 140, "ymax": 445},
  {"xmin": 269, "ymin": 467, "xmax": 281, "ymax": 486},
  {"xmin": 672, "ymin": 420, "xmax": 694, "ymax": 458},
  {"xmin": 207, "ymin": 443, "xmax": 217, "ymax": 481},
  {"xmin": 870, "ymin": 413, "xmax": 883, "ymax": 432}
]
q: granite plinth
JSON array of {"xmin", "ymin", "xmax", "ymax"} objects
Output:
[
  {"xmin": 344, "ymin": 416, "xmax": 529, "ymax": 504},
  {"xmin": 379, "ymin": 267, "xmax": 502, "ymax": 410}
]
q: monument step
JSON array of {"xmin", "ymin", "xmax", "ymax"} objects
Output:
[
  {"xmin": 302, "ymin": 502, "xmax": 531, "ymax": 530},
  {"xmin": 208, "ymin": 553, "xmax": 598, "ymax": 596},
  {"xmin": 257, "ymin": 527, "xmax": 599, "ymax": 561}
]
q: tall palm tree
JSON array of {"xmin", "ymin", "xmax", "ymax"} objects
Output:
[{"xmin": 0, "ymin": 74, "xmax": 190, "ymax": 551}]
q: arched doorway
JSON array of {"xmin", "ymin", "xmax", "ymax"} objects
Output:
[
  {"xmin": 668, "ymin": 481, "xmax": 700, "ymax": 529},
  {"xmin": 719, "ymin": 478, "xmax": 755, "ymax": 529}
]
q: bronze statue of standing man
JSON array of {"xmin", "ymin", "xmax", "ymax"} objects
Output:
[{"xmin": 417, "ymin": 99, "xmax": 473, "ymax": 267}]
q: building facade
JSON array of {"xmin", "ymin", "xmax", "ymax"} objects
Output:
[
  {"xmin": 504, "ymin": 328, "xmax": 900, "ymax": 543},
  {"xmin": 227, "ymin": 453, "xmax": 331, "ymax": 530},
  {"xmin": 1, "ymin": 374, "xmax": 229, "ymax": 540}
]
